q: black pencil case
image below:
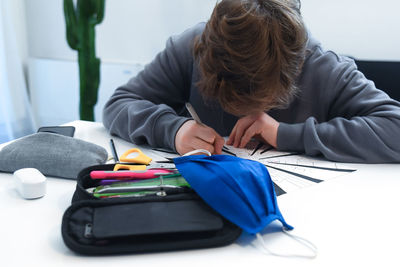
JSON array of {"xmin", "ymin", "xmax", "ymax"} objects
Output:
[{"xmin": 61, "ymin": 164, "xmax": 242, "ymax": 255}]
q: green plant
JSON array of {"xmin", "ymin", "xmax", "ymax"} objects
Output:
[{"xmin": 63, "ymin": 0, "xmax": 105, "ymax": 121}]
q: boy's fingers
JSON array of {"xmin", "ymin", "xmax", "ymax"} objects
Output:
[
  {"xmin": 227, "ymin": 124, "xmax": 238, "ymax": 145},
  {"xmin": 233, "ymin": 123, "xmax": 246, "ymax": 147},
  {"xmin": 213, "ymin": 135, "xmax": 225, "ymax": 154},
  {"xmin": 239, "ymin": 125, "xmax": 257, "ymax": 148},
  {"xmin": 191, "ymin": 137, "xmax": 215, "ymax": 154},
  {"xmin": 196, "ymin": 125, "xmax": 219, "ymax": 144}
]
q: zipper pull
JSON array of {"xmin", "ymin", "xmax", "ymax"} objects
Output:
[
  {"xmin": 157, "ymin": 175, "xmax": 167, "ymax": 196},
  {"xmin": 84, "ymin": 223, "xmax": 93, "ymax": 238}
]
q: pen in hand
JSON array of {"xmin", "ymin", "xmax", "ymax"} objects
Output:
[
  {"xmin": 185, "ymin": 102, "xmax": 232, "ymax": 155},
  {"xmin": 185, "ymin": 102, "xmax": 203, "ymax": 125}
]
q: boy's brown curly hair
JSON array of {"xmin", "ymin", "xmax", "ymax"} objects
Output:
[{"xmin": 194, "ymin": 0, "xmax": 307, "ymax": 116}]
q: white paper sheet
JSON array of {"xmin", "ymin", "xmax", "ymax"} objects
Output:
[
  {"xmin": 223, "ymin": 140, "xmax": 357, "ymax": 195},
  {"xmin": 147, "ymin": 139, "xmax": 357, "ymax": 196}
]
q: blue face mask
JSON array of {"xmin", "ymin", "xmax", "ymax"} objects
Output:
[{"xmin": 173, "ymin": 154, "xmax": 293, "ymax": 234}]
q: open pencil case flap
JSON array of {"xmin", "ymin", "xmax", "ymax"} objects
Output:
[{"xmin": 61, "ymin": 164, "xmax": 242, "ymax": 255}]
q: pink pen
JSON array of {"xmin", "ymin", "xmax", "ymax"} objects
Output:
[{"xmin": 90, "ymin": 169, "xmax": 174, "ymax": 180}]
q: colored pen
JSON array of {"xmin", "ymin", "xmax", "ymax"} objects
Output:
[
  {"xmin": 98, "ymin": 173, "xmax": 183, "ymax": 185},
  {"xmin": 90, "ymin": 169, "xmax": 175, "ymax": 180},
  {"xmin": 99, "ymin": 179, "xmax": 139, "ymax": 185}
]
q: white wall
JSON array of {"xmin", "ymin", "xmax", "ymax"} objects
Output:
[
  {"xmin": 28, "ymin": 58, "xmax": 143, "ymax": 126},
  {"xmin": 7, "ymin": 0, "xmax": 28, "ymax": 65},
  {"xmin": 24, "ymin": 0, "xmax": 400, "ymax": 63},
  {"xmin": 301, "ymin": 0, "xmax": 400, "ymax": 60},
  {"xmin": 25, "ymin": 0, "xmax": 217, "ymax": 64}
]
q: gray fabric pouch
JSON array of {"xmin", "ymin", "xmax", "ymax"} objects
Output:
[{"xmin": 0, "ymin": 132, "xmax": 108, "ymax": 179}]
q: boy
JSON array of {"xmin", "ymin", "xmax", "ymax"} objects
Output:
[{"xmin": 103, "ymin": 0, "xmax": 400, "ymax": 163}]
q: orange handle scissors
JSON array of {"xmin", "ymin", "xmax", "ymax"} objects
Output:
[
  {"xmin": 110, "ymin": 139, "xmax": 175, "ymax": 171},
  {"xmin": 114, "ymin": 148, "xmax": 153, "ymax": 171},
  {"xmin": 109, "ymin": 139, "xmax": 175, "ymax": 171}
]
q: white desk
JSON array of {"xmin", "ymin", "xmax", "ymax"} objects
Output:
[{"xmin": 1, "ymin": 120, "xmax": 399, "ymax": 267}]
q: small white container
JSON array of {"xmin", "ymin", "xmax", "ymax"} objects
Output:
[{"xmin": 13, "ymin": 168, "xmax": 47, "ymax": 199}]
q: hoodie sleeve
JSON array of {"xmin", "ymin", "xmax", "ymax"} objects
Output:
[
  {"xmin": 102, "ymin": 25, "xmax": 203, "ymax": 151},
  {"xmin": 277, "ymin": 48, "xmax": 400, "ymax": 163}
]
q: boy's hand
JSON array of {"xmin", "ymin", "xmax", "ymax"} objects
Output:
[
  {"xmin": 175, "ymin": 120, "xmax": 225, "ymax": 155},
  {"xmin": 226, "ymin": 112, "xmax": 279, "ymax": 148}
]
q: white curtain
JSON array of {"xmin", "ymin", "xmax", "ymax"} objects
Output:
[{"xmin": 0, "ymin": 0, "xmax": 35, "ymax": 143}]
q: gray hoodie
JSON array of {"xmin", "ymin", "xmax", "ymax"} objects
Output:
[{"xmin": 103, "ymin": 23, "xmax": 400, "ymax": 163}]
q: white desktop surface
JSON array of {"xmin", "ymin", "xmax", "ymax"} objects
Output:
[{"xmin": 1, "ymin": 120, "xmax": 399, "ymax": 267}]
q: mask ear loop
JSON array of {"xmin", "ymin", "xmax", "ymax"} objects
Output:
[
  {"xmin": 183, "ymin": 149, "xmax": 212, "ymax": 157},
  {"xmin": 256, "ymin": 228, "xmax": 318, "ymax": 259}
]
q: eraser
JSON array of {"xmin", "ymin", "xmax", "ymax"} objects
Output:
[{"xmin": 13, "ymin": 168, "xmax": 47, "ymax": 199}]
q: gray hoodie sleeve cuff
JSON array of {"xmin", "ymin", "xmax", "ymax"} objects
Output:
[
  {"xmin": 154, "ymin": 112, "xmax": 191, "ymax": 152},
  {"xmin": 276, "ymin": 122, "xmax": 306, "ymax": 152}
]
